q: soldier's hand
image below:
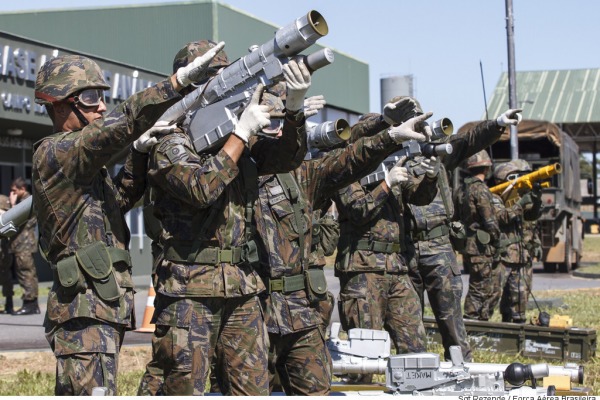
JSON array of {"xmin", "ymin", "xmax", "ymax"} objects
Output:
[
  {"xmin": 234, "ymin": 84, "xmax": 270, "ymax": 143},
  {"xmin": 517, "ymin": 192, "xmax": 533, "ymax": 208},
  {"xmin": 8, "ymin": 191, "xmax": 17, "ymax": 207},
  {"xmin": 388, "ymin": 112, "xmax": 433, "ymax": 144},
  {"xmin": 496, "ymin": 108, "xmax": 523, "ymax": 127},
  {"xmin": 421, "ymin": 156, "xmax": 440, "ymax": 178},
  {"xmin": 133, "ymin": 122, "xmax": 177, "ymax": 153},
  {"xmin": 384, "ymin": 156, "xmax": 409, "ymax": 188},
  {"xmin": 382, "ymin": 97, "xmax": 418, "ymax": 126},
  {"xmin": 284, "ymin": 59, "xmax": 311, "ymax": 112},
  {"xmin": 304, "ymin": 95, "xmax": 326, "ymax": 117},
  {"xmin": 176, "ymin": 41, "xmax": 225, "ymax": 86},
  {"xmin": 533, "ymin": 246, "xmax": 543, "ymax": 261}
]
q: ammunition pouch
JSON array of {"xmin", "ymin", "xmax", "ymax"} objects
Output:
[
  {"xmin": 475, "ymin": 229, "xmax": 491, "ymax": 245},
  {"xmin": 355, "ymin": 239, "xmax": 404, "ymax": 254},
  {"xmin": 55, "ymin": 242, "xmax": 129, "ymax": 302},
  {"xmin": 265, "ymin": 269, "xmax": 328, "ymax": 304},
  {"xmin": 163, "ymin": 241, "xmax": 258, "ymax": 266}
]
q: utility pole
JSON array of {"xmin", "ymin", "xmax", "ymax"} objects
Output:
[{"xmin": 505, "ymin": 0, "xmax": 518, "ymax": 160}]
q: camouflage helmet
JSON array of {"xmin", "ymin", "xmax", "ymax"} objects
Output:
[
  {"xmin": 172, "ymin": 40, "xmax": 229, "ymax": 77},
  {"xmin": 35, "ymin": 55, "xmax": 110, "ymax": 105},
  {"xmin": 0, "ymin": 195, "xmax": 10, "ymax": 211},
  {"xmin": 465, "ymin": 150, "xmax": 492, "ymax": 169},
  {"xmin": 494, "ymin": 159, "xmax": 532, "ymax": 181}
]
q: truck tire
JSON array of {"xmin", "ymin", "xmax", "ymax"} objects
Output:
[
  {"xmin": 558, "ymin": 233, "xmax": 573, "ymax": 273},
  {"xmin": 543, "ymin": 262, "xmax": 557, "ymax": 273}
]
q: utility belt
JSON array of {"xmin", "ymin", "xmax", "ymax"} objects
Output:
[
  {"xmin": 162, "ymin": 241, "xmax": 258, "ymax": 265},
  {"xmin": 355, "ymin": 239, "xmax": 404, "ymax": 254},
  {"xmin": 265, "ymin": 268, "xmax": 327, "ymax": 303},
  {"xmin": 52, "ymin": 242, "xmax": 131, "ymax": 302},
  {"xmin": 413, "ymin": 224, "xmax": 450, "ymax": 242}
]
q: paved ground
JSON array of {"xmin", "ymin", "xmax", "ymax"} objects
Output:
[{"xmin": 1, "ymin": 264, "xmax": 599, "ymax": 352}]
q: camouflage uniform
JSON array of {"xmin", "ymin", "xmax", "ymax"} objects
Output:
[
  {"xmin": 0, "ymin": 195, "xmax": 14, "ymax": 313},
  {"xmin": 490, "ymin": 161, "xmax": 542, "ymax": 323},
  {"xmin": 9, "ymin": 192, "xmax": 39, "ymax": 303},
  {"xmin": 405, "ymin": 119, "xmax": 504, "ymax": 361},
  {"xmin": 145, "ymin": 99, "xmax": 306, "ymax": 395},
  {"xmin": 333, "ymin": 115, "xmax": 438, "ymax": 357},
  {"xmin": 255, "ymin": 121, "xmax": 405, "ymax": 395},
  {"xmin": 32, "ymin": 55, "xmax": 182, "ymax": 395}
]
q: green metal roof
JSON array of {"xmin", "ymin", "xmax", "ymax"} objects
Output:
[
  {"xmin": 0, "ymin": 0, "xmax": 369, "ymax": 114},
  {"xmin": 487, "ymin": 68, "xmax": 600, "ymax": 124}
]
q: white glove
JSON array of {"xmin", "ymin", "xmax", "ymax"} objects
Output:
[
  {"xmin": 388, "ymin": 112, "xmax": 433, "ymax": 144},
  {"xmin": 176, "ymin": 41, "xmax": 225, "ymax": 87},
  {"xmin": 384, "ymin": 156, "xmax": 409, "ymax": 188},
  {"xmin": 133, "ymin": 122, "xmax": 177, "ymax": 153},
  {"xmin": 303, "ymin": 95, "xmax": 326, "ymax": 117},
  {"xmin": 284, "ymin": 59, "xmax": 311, "ymax": 111},
  {"xmin": 234, "ymin": 84, "xmax": 270, "ymax": 143},
  {"xmin": 420, "ymin": 156, "xmax": 440, "ymax": 178},
  {"xmin": 382, "ymin": 97, "xmax": 418, "ymax": 125},
  {"xmin": 496, "ymin": 108, "xmax": 523, "ymax": 127}
]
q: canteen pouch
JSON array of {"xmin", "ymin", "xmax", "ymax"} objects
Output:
[
  {"xmin": 449, "ymin": 221, "xmax": 467, "ymax": 252},
  {"xmin": 305, "ymin": 269, "xmax": 328, "ymax": 303},
  {"xmin": 75, "ymin": 242, "xmax": 120, "ymax": 302},
  {"xmin": 56, "ymin": 256, "xmax": 86, "ymax": 296}
]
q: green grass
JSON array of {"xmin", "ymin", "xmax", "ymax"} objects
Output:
[{"xmin": 1, "ymin": 288, "xmax": 599, "ymax": 395}]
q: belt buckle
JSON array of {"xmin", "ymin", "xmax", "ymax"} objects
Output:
[{"xmin": 270, "ymin": 279, "xmax": 283, "ymax": 293}]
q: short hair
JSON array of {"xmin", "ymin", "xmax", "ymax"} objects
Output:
[{"xmin": 11, "ymin": 177, "xmax": 27, "ymax": 190}]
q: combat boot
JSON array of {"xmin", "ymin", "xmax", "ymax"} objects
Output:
[
  {"xmin": 0, "ymin": 296, "xmax": 13, "ymax": 314},
  {"xmin": 12, "ymin": 298, "xmax": 40, "ymax": 316}
]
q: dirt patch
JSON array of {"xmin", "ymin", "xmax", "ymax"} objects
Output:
[{"xmin": 0, "ymin": 345, "xmax": 152, "ymax": 377}]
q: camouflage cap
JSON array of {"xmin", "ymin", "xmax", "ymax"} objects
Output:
[
  {"xmin": 35, "ymin": 55, "xmax": 110, "ymax": 105},
  {"xmin": 494, "ymin": 159, "xmax": 532, "ymax": 181},
  {"xmin": 465, "ymin": 150, "xmax": 492, "ymax": 169},
  {"xmin": 0, "ymin": 195, "xmax": 10, "ymax": 211},
  {"xmin": 172, "ymin": 40, "xmax": 229, "ymax": 77},
  {"xmin": 261, "ymin": 92, "xmax": 285, "ymax": 118}
]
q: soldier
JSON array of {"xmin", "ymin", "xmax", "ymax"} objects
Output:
[
  {"xmin": 490, "ymin": 159, "xmax": 542, "ymax": 323},
  {"xmin": 255, "ymin": 96, "xmax": 433, "ymax": 394},
  {"xmin": 141, "ymin": 41, "xmax": 308, "ymax": 396},
  {"xmin": 333, "ymin": 112, "xmax": 441, "ymax": 385},
  {"xmin": 455, "ymin": 151, "xmax": 532, "ymax": 321},
  {"xmin": 32, "ymin": 46, "xmax": 218, "ymax": 395},
  {"xmin": 8, "ymin": 177, "xmax": 39, "ymax": 315},
  {"xmin": 0, "ymin": 195, "xmax": 14, "ymax": 314},
  {"xmin": 405, "ymin": 107, "xmax": 522, "ymax": 361}
]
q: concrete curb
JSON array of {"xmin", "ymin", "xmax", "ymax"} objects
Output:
[{"xmin": 572, "ymin": 270, "xmax": 600, "ymax": 279}]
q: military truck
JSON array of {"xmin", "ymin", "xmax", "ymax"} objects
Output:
[{"xmin": 457, "ymin": 120, "xmax": 583, "ymax": 273}]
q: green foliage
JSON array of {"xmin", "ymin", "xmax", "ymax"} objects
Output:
[{"xmin": 0, "ymin": 370, "xmax": 54, "ymax": 396}]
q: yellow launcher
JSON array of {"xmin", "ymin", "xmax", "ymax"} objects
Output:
[{"xmin": 490, "ymin": 163, "xmax": 562, "ymax": 196}]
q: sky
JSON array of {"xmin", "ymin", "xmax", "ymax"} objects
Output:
[{"xmin": 2, "ymin": 0, "xmax": 600, "ymax": 130}]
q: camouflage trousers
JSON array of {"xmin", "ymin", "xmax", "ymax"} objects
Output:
[
  {"xmin": 407, "ymin": 241, "xmax": 472, "ymax": 361},
  {"xmin": 13, "ymin": 252, "xmax": 38, "ymax": 300},
  {"xmin": 268, "ymin": 327, "xmax": 332, "ymax": 395},
  {"xmin": 463, "ymin": 255, "xmax": 498, "ymax": 321},
  {"xmin": 139, "ymin": 293, "xmax": 269, "ymax": 395},
  {"xmin": 338, "ymin": 271, "xmax": 426, "ymax": 354},
  {"xmin": 46, "ymin": 318, "xmax": 125, "ymax": 396},
  {"xmin": 315, "ymin": 290, "xmax": 335, "ymax": 335},
  {"xmin": 497, "ymin": 261, "xmax": 531, "ymax": 322}
]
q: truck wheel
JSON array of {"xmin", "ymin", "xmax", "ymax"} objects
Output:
[
  {"xmin": 543, "ymin": 262, "xmax": 557, "ymax": 273},
  {"xmin": 559, "ymin": 234, "xmax": 573, "ymax": 273}
]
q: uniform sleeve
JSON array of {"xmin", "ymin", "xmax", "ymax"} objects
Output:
[
  {"xmin": 249, "ymin": 109, "xmax": 307, "ymax": 175},
  {"xmin": 474, "ymin": 185, "xmax": 502, "ymax": 242},
  {"xmin": 62, "ymin": 79, "xmax": 181, "ymax": 185},
  {"xmin": 444, "ymin": 120, "xmax": 504, "ymax": 171},
  {"xmin": 334, "ymin": 181, "xmax": 389, "ymax": 226},
  {"xmin": 148, "ymin": 132, "xmax": 238, "ymax": 209},
  {"xmin": 349, "ymin": 113, "xmax": 388, "ymax": 141},
  {"xmin": 112, "ymin": 149, "xmax": 149, "ymax": 213},
  {"xmin": 401, "ymin": 160, "xmax": 438, "ymax": 206}
]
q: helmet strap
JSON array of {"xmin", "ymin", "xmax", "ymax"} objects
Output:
[{"xmin": 69, "ymin": 102, "xmax": 90, "ymax": 128}]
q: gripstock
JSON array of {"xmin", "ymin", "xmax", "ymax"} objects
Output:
[
  {"xmin": 359, "ymin": 140, "xmax": 453, "ymax": 186},
  {"xmin": 328, "ymin": 322, "xmax": 583, "ymax": 396},
  {"xmin": 0, "ymin": 195, "xmax": 32, "ymax": 237},
  {"xmin": 305, "ymin": 119, "xmax": 351, "ymax": 159},
  {"xmin": 159, "ymin": 10, "xmax": 334, "ymax": 154}
]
